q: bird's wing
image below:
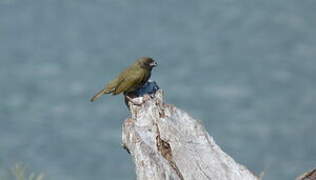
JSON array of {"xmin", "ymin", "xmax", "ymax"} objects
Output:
[
  {"xmin": 105, "ymin": 76, "xmax": 120, "ymax": 90},
  {"xmin": 113, "ymin": 71, "xmax": 143, "ymax": 95},
  {"xmin": 104, "ymin": 66, "xmax": 130, "ymax": 91}
]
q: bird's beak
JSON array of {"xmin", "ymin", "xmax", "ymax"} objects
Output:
[{"xmin": 150, "ymin": 61, "xmax": 158, "ymax": 67}]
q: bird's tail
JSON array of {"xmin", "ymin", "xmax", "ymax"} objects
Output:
[{"xmin": 90, "ymin": 88, "xmax": 111, "ymax": 102}]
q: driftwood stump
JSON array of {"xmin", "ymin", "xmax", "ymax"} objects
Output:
[
  {"xmin": 296, "ymin": 168, "xmax": 316, "ymax": 180},
  {"xmin": 122, "ymin": 82, "xmax": 258, "ymax": 180}
]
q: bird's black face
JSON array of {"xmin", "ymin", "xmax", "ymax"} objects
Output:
[{"xmin": 138, "ymin": 57, "xmax": 157, "ymax": 70}]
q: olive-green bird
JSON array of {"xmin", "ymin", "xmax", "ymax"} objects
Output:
[{"xmin": 90, "ymin": 57, "xmax": 157, "ymax": 102}]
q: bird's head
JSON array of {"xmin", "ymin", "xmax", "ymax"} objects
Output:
[{"xmin": 136, "ymin": 57, "xmax": 157, "ymax": 70}]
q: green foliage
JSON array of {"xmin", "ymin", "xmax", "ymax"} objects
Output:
[{"xmin": 10, "ymin": 163, "xmax": 44, "ymax": 180}]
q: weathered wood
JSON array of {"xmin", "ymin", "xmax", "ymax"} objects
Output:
[
  {"xmin": 122, "ymin": 83, "xmax": 258, "ymax": 180},
  {"xmin": 296, "ymin": 168, "xmax": 316, "ymax": 180}
]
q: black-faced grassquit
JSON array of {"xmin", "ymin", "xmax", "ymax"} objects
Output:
[{"xmin": 90, "ymin": 57, "xmax": 157, "ymax": 103}]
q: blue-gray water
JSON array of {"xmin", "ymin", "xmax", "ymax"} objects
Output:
[{"xmin": 1, "ymin": 0, "xmax": 315, "ymax": 179}]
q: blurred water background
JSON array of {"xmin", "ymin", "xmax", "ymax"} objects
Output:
[{"xmin": 0, "ymin": 0, "xmax": 315, "ymax": 179}]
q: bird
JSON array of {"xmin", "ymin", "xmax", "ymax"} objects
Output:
[{"xmin": 90, "ymin": 57, "xmax": 157, "ymax": 103}]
